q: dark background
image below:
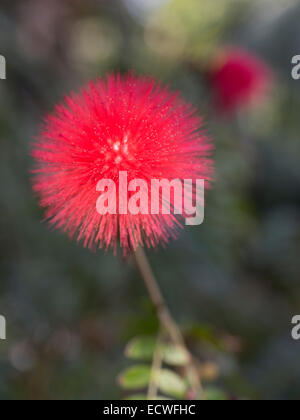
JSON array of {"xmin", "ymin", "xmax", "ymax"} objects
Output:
[{"xmin": 0, "ymin": 0, "xmax": 300, "ymax": 400}]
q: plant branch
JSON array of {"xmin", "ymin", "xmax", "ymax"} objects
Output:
[{"xmin": 133, "ymin": 246, "xmax": 204, "ymax": 399}]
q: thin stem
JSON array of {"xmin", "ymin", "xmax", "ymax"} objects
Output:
[
  {"xmin": 133, "ymin": 246, "xmax": 183, "ymax": 346},
  {"xmin": 133, "ymin": 246, "xmax": 204, "ymax": 399}
]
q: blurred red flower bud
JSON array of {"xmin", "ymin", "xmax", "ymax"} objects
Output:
[{"xmin": 208, "ymin": 48, "xmax": 272, "ymax": 114}]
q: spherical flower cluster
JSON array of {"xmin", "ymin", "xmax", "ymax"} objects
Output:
[
  {"xmin": 208, "ymin": 48, "xmax": 272, "ymax": 114},
  {"xmin": 32, "ymin": 74, "xmax": 213, "ymax": 253}
]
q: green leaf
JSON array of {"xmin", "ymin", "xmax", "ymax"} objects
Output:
[
  {"xmin": 118, "ymin": 365, "xmax": 151, "ymax": 390},
  {"xmin": 187, "ymin": 324, "xmax": 225, "ymax": 350},
  {"xmin": 163, "ymin": 345, "xmax": 190, "ymax": 366},
  {"xmin": 125, "ymin": 394, "xmax": 171, "ymax": 401},
  {"xmin": 125, "ymin": 336, "xmax": 156, "ymax": 361},
  {"xmin": 125, "ymin": 394, "xmax": 148, "ymax": 400},
  {"xmin": 205, "ymin": 387, "xmax": 227, "ymax": 401},
  {"xmin": 125, "ymin": 336, "xmax": 190, "ymax": 367},
  {"xmin": 157, "ymin": 369, "xmax": 187, "ymax": 399}
]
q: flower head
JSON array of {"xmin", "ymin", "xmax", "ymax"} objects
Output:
[
  {"xmin": 208, "ymin": 48, "xmax": 272, "ymax": 114},
  {"xmin": 32, "ymin": 74, "xmax": 213, "ymax": 253}
]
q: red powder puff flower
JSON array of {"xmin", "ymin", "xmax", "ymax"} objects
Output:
[
  {"xmin": 32, "ymin": 74, "xmax": 213, "ymax": 253},
  {"xmin": 208, "ymin": 48, "xmax": 272, "ymax": 114}
]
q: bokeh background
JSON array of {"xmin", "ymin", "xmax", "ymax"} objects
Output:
[{"xmin": 1, "ymin": 0, "xmax": 300, "ymax": 400}]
